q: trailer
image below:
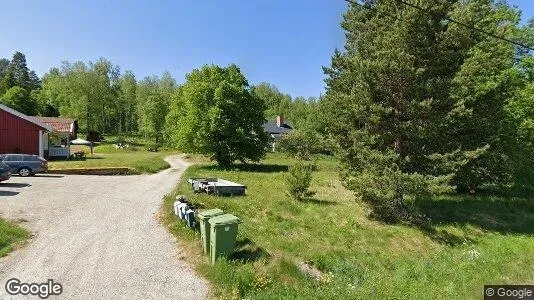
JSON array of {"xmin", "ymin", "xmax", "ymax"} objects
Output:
[{"xmin": 188, "ymin": 177, "xmax": 247, "ymax": 196}]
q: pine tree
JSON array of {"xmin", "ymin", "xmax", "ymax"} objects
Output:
[
  {"xmin": 9, "ymin": 52, "xmax": 31, "ymax": 90},
  {"xmin": 322, "ymin": 0, "xmax": 524, "ymax": 222}
]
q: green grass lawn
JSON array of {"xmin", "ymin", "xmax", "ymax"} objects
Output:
[
  {"xmin": 163, "ymin": 153, "xmax": 534, "ymax": 299},
  {"xmin": 48, "ymin": 135, "xmax": 175, "ymax": 174},
  {"xmin": 0, "ymin": 218, "xmax": 29, "ymax": 257}
]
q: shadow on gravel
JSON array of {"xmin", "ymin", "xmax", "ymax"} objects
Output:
[
  {"xmin": 1, "ymin": 183, "xmax": 31, "ymax": 188},
  {"xmin": 0, "ymin": 190, "xmax": 19, "ymax": 197}
]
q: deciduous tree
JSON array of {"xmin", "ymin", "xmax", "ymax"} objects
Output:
[{"xmin": 168, "ymin": 64, "xmax": 269, "ymax": 167}]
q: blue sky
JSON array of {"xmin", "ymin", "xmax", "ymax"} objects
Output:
[{"xmin": 1, "ymin": 0, "xmax": 532, "ymax": 98}]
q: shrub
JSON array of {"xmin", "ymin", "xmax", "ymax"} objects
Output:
[
  {"xmin": 286, "ymin": 160, "xmax": 316, "ymax": 200},
  {"xmin": 278, "ymin": 130, "xmax": 321, "ymax": 160},
  {"xmin": 114, "ymin": 136, "xmax": 126, "ymax": 146},
  {"xmin": 147, "ymin": 143, "xmax": 160, "ymax": 152}
]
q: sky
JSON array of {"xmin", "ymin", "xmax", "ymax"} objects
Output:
[{"xmin": 1, "ymin": 0, "xmax": 532, "ymax": 98}]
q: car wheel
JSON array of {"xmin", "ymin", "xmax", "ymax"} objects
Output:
[{"xmin": 18, "ymin": 167, "xmax": 31, "ymax": 177}]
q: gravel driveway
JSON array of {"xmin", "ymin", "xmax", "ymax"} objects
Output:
[{"xmin": 0, "ymin": 156, "xmax": 208, "ymax": 299}]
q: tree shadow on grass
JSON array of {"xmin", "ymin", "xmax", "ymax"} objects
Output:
[
  {"xmin": 417, "ymin": 225, "xmax": 477, "ymax": 246},
  {"xmin": 412, "ymin": 194, "xmax": 534, "ymax": 235},
  {"xmin": 199, "ymin": 164, "xmax": 288, "ymax": 173},
  {"xmin": 298, "ymin": 197, "xmax": 338, "ymax": 206},
  {"xmin": 229, "ymin": 238, "xmax": 270, "ymax": 263}
]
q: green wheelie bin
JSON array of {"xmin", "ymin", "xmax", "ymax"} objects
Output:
[
  {"xmin": 198, "ymin": 209, "xmax": 225, "ymax": 255},
  {"xmin": 208, "ymin": 214, "xmax": 242, "ymax": 264}
]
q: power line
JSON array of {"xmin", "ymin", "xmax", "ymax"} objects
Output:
[{"xmin": 344, "ymin": 0, "xmax": 534, "ymax": 51}]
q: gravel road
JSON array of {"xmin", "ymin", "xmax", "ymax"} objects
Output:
[{"xmin": 0, "ymin": 156, "xmax": 208, "ymax": 299}]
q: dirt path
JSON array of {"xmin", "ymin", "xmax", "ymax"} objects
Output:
[{"xmin": 0, "ymin": 156, "xmax": 207, "ymax": 299}]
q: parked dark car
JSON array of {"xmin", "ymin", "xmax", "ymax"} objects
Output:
[
  {"xmin": 0, "ymin": 162, "xmax": 11, "ymax": 182},
  {"xmin": 0, "ymin": 154, "xmax": 48, "ymax": 177}
]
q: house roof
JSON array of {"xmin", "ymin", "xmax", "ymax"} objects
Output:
[
  {"xmin": 29, "ymin": 116, "xmax": 75, "ymax": 133},
  {"xmin": 263, "ymin": 120, "xmax": 294, "ymax": 134},
  {"xmin": 0, "ymin": 104, "xmax": 54, "ymax": 132}
]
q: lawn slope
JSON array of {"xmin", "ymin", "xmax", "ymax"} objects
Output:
[
  {"xmin": 48, "ymin": 136, "xmax": 174, "ymax": 174},
  {"xmin": 163, "ymin": 154, "xmax": 534, "ymax": 299}
]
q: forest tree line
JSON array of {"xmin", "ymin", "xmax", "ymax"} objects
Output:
[{"xmin": 0, "ymin": 52, "xmax": 321, "ymax": 146}]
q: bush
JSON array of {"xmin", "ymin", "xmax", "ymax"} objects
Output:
[
  {"xmin": 286, "ymin": 160, "xmax": 316, "ymax": 200},
  {"xmin": 147, "ymin": 143, "xmax": 159, "ymax": 152},
  {"xmin": 114, "ymin": 136, "xmax": 126, "ymax": 145},
  {"xmin": 278, "ymin": 130, "xmax": 320, "ymax": 160}
]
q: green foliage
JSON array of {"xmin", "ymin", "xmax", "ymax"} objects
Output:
[
  {"xmin": 278, "ymin": 129, "xmax": 322, "ymax": 160},
  {"xmin": 252, "ymin": 82, "xmax": 323, "ymax": 131},
  {"xmin": 504, "ymin": 71, "xmax": 534, "ymax": 187},
  {"xmin": 251, "ymin": 82, "xmax": 292, "ymax": 119},
  {"xmin": 116, "ymin": 71, "xmax": 138, "ymax": 133},
  {"xmin": 323, "ymin": 0, "xmax": 532, "ymax": 221},
  {"xmin": 286, "ymin": 160, "xmax": 316, "ymax": 200},
  {"xmin": 38, "ymin": 59, "xmax": 120, "ymax": 132},
  {"xmin": 136, "ymin": 75, "xmax": 174, "ymax": 143},
  {"xmin": 0, "ymin": 52, "xmax": 40, "ymax": 115},
  {"xmin": 37, "ymin": 58, "xmax": 176, "ymax": 137},
  {"xmin": 166, "ymin": 64, "xmax": 269, "ymax": 167},
  {"xmin": 1, "ymin": 86, "xmax": 37, "ymax": 115}
]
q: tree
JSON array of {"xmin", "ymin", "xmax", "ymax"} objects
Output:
[
  {"xmin": 0, "ymin": 52, "xmax": 41, "ymax": 113},
  {"xmin": 443, "ymin": 0, "xmax": 528, "ymax": 191},
  {"xmin": 38, "ymin": 59, "xmax": 122, "ymax": 133},
  {"xmin": 322, "ymin": 0, "xmax": 527, "ymax": 222},
  {"xmin": 9, "ymin": 52, "xmax": 31, "ymax": 91},
  {"xmin": 504, "ymin": 56, "xmax": 534, "ymax": 187},
  {"xmin": 286, "ymin": 160, "xmax": 316, "ymax": 200},
  {"xmin": 252, "ymin": 82, "xmax": 287, "ymax": 119},
  {"xmin": 168, "ymin": 64, "xmax": 269, "ymax": 167},
  {"xmin": 0, "ymin": 59, "xmax": 9, "ymax": 80},
  {"xmin": 278, "ymin": 129, "xmax": 322, "ymax": 160},
  {"xmin": 137, "ymin": 76, "xmax": 168, "ymax": 143},
  {"xmin": 0, "ymin": 86, "xmax": 36, "ymax": 115},
  {"xmin": 28, "ymin": 70, "xmax": 41, "ymax": 91},
  {"xmin": 116, "ymin": 71, "xmax": 137, "ymax": 133}
]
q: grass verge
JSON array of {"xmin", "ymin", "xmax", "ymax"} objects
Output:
[
  {"xmin": 48, "ymin": 152, "xmax": 172, "ymax": 174},
  {"xmin": 48, "ymin": 141, "xmax": 174, "ymax": 175},
  {"xmin": 0, "ymin": 218, "xmax": 29, "ymax": 257},
  {"xmin": 163, "ymin": 153, "xmax": 534, "ymax": 299}
]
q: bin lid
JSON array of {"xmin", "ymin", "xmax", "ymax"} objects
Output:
[
  {"xmin": 208, "ymin": 214, "xmax": 242, "ymax": 226},
  {"xmin": 198, "ymin": 208, "xmax": 225, "ymax": 219}
]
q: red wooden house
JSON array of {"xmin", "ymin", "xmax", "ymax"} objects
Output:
[{"xmin": 0, "ymin": 104, "xmax": 53, "ymax": 157}]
